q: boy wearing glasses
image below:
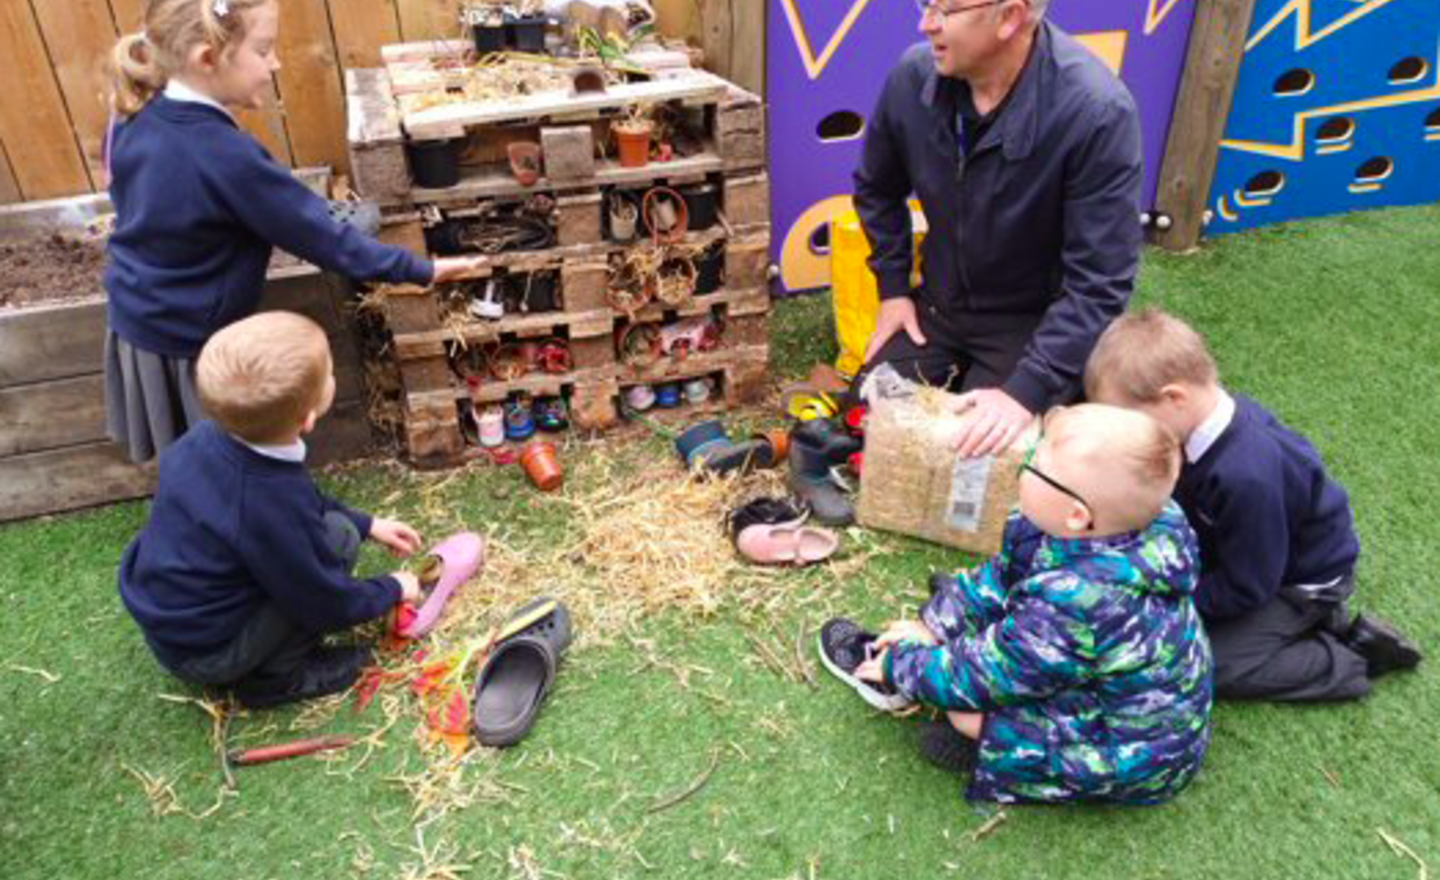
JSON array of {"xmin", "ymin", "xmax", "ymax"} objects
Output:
[
  {"xmin": 1086, "ymin": 309, "xmax": 1421, "ymax": 701},
  {"xmin": 821, "ymin": 404, "xmax": 1213, "ymax": 804},
  {"xmin": 853, "ymin": 0, "xmax": 1142, "ymax": 460}
]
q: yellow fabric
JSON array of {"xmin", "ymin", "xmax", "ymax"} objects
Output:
[{"xmin": 829, "ymin": 204, "xmax": 927, "ymax": 377}]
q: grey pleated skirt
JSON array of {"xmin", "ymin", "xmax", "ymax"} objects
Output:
[{"xmin": 104, "ymin": 331, "xmax": 206, "ymax": 463}]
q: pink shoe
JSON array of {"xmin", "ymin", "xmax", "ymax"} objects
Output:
[
  {"xmin": 400, "ymin": 532, "xmax": 485, "ymax": 638},
  {"xmin": 735, "ymin": 524, "xmax": 839, "ymax": 566}
]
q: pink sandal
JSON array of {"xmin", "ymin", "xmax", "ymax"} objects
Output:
[
  {"xmin": 736, "ymin": 524, "xmax": 839, "ymax": 566},
  {"xmin": 400, "ymin": 532, "xmax": 486, "ymax": 638}
]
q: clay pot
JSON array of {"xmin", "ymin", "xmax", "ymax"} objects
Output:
[
  {"xmin": 520, "ymin": 441, "xmax": 564, "ymax": 492},
  {"xmin": 507, "ymin": 141, "xmax": 543, "ymax": 187},
  {"xmin": 571, "ymin": 66, "xmax": 607, "ymax": 96},
  {"xmin": 614, "ymin": 122, "xmax": 653, "ymax": 168}
]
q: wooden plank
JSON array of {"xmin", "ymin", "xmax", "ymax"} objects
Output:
[
  {"xmin": 403, "ymin": 73, "xmax": 730, "ymax": 140},
  {"xmin": 403, "ymin": 151, "xmax": 726, "ymax": 206},
  {"xmin": 329, "ymin": 0, "xmax": 401, "ymax": 68},
  {"xmin": 653, "ymin": 0, "xmax": 697, "ymax": 39},
  {"xmin": 0, "ymin": 299, "xmax": 107, "ymax": 386},
  {"xmin": 698, "ymin": 0, "xmax": 734, "ymax": 84},
  {"xmin": 107, "ymin": 0, "xmax": 143, "ymax": 29},
  {"xmin": 1153, "ymin": 0, "xmax": 1258, "ymax": 251},
  {"xmin": 0, "ymin": 441, "xmax": 156, "ymax": 523},
  {"xmin": 0, "ymin": 0, "xmax": 92, "ymax": 198},
  {"xmin": 272, "ymin": 0, "xmax": 349, "ymax": 174},
  {"xmin": 394, "ymin": 0, "xmax": 463, "ymax": 42},
  {"xmin": 30, "ymin": 0, "xmax": 122, "ymax": 190},
  {"xmin": 726, "ymin": 0, "xmax": 766, "ymax": 98},
  {"xmin": 0, "ymin": 139, "xmax": 20, "ymax": 204},
  {"xmin": 237, "ymin": 84, "xmax": 297, "ymax": 167},
  {"xmin": 0, "ymin": 372, "xmax": 107, "ymax": 456}
]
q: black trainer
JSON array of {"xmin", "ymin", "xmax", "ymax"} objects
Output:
[
  {"xmin": 1345, "ymin": 614, "xmax": 1422, "ymax": 678},
  {"xmin": 917, "ymin": 720, "xmax": 979, "ymax": 775},
  {"xmin": 816, "ymin": 617, "xmax": 910, "ymax": 711},
  {"xmin": 233, "ymin": 645, "xmax": 371, "ymax": 710}
]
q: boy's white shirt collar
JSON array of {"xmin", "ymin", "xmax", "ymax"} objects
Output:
[
  {"xmin": 164, "ymin": 79, "xmax": 234, "ymax": 120},
  {"xmin": 1185, "ymin": 388, "xmax": 1235, "ymax": 463},
  {"xmin": 235, "ymin": 435, "xmax": 308, "ymax": 463}
]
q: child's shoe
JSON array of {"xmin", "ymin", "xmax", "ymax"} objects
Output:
[
  {"xmin": 654, "ymin": 382, "xmax": 682, "ymax": 408},
  {"xmin": 917, "ymin": 720, "xmax": 979, "ymax": 775},
  {"xmin": 816, "ymin": 617, "xmax": 909, "ymax": 712},
  {"xmin": 1344, "ymin": 614, "xmax": 1422, "ymax": 678},
  {"xmin": 533, "ymin": 397, "xmax": 570, "ymax": 432},
  {"xmin": 233, "ymin": 645, "xmax": 371, "ymax": 710}
]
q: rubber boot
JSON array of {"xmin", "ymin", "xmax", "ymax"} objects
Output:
[{"xmin": 787, "ymin": 419, "xmax": 861, "ymax": 526}]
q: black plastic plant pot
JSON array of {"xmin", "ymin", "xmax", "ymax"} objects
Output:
[
  {"xmin": 506, "ymin": 14, "xmax": 547, "ymax": 53},
  {"xmin": 682, "ymin": 183, "xmax": 719, "ymax": 231},
  {"xmin": 423, "ymin": 220, "xmax": 465, "ymax": 256},
  {"xmin": 694, "ymin": 246, "xmax": 724, "ymax": 295},
  {"xmin": 472, "ymin": 23, "xmax": 506, "ymax": 55},
  {"xmin": 524, "ymin": 272, "xmax": 559, "ymax": 312},
  {"xmin": 407, "ymin": 139, "xmax": 461, "ymax": 189}
]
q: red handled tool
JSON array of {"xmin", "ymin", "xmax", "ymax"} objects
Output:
[{"xmin": 227, "ymin": 735, "xmax": 354, "ymax": 767}]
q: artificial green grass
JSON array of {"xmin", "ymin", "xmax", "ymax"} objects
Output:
[{"xmin": 4, "ymin": 205, "xmax": 1439, "ymax": 879}]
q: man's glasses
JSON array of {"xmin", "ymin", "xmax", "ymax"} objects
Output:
[{"xmin": 914, "ymin": 0, "xmax": 1013, "ymax": 21}]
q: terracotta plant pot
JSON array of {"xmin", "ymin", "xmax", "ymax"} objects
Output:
[
  {"xmin": 520, "ymin": 441, "xmax": 564, "ymax": 492},
  {"xmin": 507, "ymin": 141, "xmax": 543, "ymax": 187},
  {"xmin": 614, "ymin": 122, "xmax": 653, "ymax": 168}
]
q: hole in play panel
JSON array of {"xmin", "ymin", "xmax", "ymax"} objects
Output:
[
  {"xmin": 816, "ymin": 110, "xmax": 865, "ymax": 142},
  {"xmin": 1389, "ymin": 56, "xmax": 1428, "ymax": 85},
  {"xmin": 808, "ymin": 223, "xmax": 831, "ymax": 256},
  {"xmin": 1243, "ymin": 170, "xmax": 1285, "ymax": 197},
  {"xmin": 1316, "ymin": 116, "xmax": 1355, "ymax": 143},
  {"xmin": 1273, "ymin": 68, "xmax": 1315, "ymax": 96},
  {"xmin": 1354, "ymin": 156, "xmax": 1394, "ymax": 183},
  {"xmin": 1426, "ymin": 106, "xmax": 1440, "ymax": 130}
]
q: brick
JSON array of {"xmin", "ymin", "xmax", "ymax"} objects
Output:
[
  {"xmin": 384, "ymin": 287, "xmax": 440, "ymax": 333},
  {"xmin": 540, "ymin": 125, "xmax": 596, "ymax": 181},
  {"xmin": 556, "ymin": 191, "xmax": 603, "ymax": 246},
  {"xmin": 722, "ymin": 172, "xmax": 770, "ymax": 228},
  {"xmin": 725, "ymin": 238, "xmax": 771, "ymax": 288},
  {"xmin": 560, "ymin": 259, "xmax": 609, "ymax": 312}
]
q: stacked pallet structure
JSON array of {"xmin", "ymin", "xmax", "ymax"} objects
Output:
[{"xmin": 345, "ymin": 38, "xmax": 771, "ymax": 467}]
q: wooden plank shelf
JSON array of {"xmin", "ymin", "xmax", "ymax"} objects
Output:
[{"xmin": 402, "ymin": 152, "xmax": 727, "ymax": 206}]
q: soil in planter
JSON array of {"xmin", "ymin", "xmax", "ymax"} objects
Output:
[{"xmin": 0, "ymin": 233, "xmax": 108, "ymax": 309}]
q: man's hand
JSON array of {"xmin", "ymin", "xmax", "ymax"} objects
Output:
[
  {"xmin": 950, "ymin": 388, "xmax": 1032, "ymax": 458},
  {"xmin": 431, "ymin": 256, "xmax": 486, "ymax": 284},
  {"xmin": 370, "ymin": 518, "xmax": 422, "ymax": 557},
  {"xmin": 864, "ymin": 297, "xmax": 928, "ymax": 362},
  {"xmin": 392, "ymin": 571, "xmax": 423, "ymax": 604}
]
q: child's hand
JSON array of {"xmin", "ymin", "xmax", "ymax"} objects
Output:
[
  {"xmin": 393, "ymin": 571, "xmax": 423, "ymax": 604},
  {"xmin": 876, "ymin": 619, "xmax": 941, "ymax": 649},
  {"xmin": 855, "ymin": 650, "xmax": 888, "ymax": 684},
  {"xmin": 432, "ymin": 256, "xmax": 486, "ymax": 284},
  {"xmin": 371, "ymin": 518, "xmax": 423, "ymax": 557}
]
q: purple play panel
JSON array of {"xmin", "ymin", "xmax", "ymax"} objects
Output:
[{"xmin": 767, "ymin": 0, "xmax": 1199, "ymax": 293}]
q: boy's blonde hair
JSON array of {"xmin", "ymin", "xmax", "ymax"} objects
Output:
[
  {"xmin": 1084, "ymin": 308, "xmax": 1218, "ymax": 404},
  {"xmin": 109, "ymin": 0, "xmax": 272, "ymax": 116},
  {"xmin": 1046, "ymin": 404, "xmax": 1181, "ymax": 531},
  {"xmin": 198, "ymin": 312, "xmax": 330, "ymax": 444}
]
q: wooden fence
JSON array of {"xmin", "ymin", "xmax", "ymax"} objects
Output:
[{"xmin": 0, "ymin": 0, "xmax": 764, "ymax": 205}]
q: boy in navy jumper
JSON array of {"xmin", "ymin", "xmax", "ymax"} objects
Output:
[
  {"xmin": 104, "ymin": 0, "xmax": 482, "ymax": 462},
  {"xmin": 119, "ymin": 312, "xmax": 424, "ymax": 708},
  {"xmin": 1086, "ymin": 308, "xmax": 1421, "ymax": 701}
]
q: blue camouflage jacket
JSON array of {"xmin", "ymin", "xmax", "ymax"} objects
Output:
[{"xmin": 886, "ymin": 504, "xmax": 1213, "ymax": 804}]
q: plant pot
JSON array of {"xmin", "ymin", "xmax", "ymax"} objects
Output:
[
  {"xmin": 506, "ymin": 13, "xmax": 547, "ymax": 52},
  {"xmin": 571, "ymin": 66, "xmax": 607, "ymax": 96},
  {"xmin": 522, "ymin": 271, "xmax": 558, "ymax": 312},
  {"xmin": 507, "ymin": 141, "xmax": 543, "ymax": 187},
  {"xmin": 607, "ymin": 192, "xmax": 640, "ymax": 242},
  {"xmin": 423, "ymin": 220, "xmax": 465, "ymax": 255},
  {"xmin": 614, "ymin": 123, "xmax": 652, "ymax": 168},
  {"xmin": 681, "ymin": 183, "xmax": 719, "ymax": 231},
  {"xmin": 407, "ymin": 139, "xmax": 461, "ymax": 189},
  {"xmin": 471, "ymin": 23, "xmax": 506, "ymax": 55},
  {"xmin": 520, "ymin": 441, "xmax": 564, "ymax": 492},
  {"xmin": 694, "ymin": 244, "xmax": 724, "ymax": 294}
]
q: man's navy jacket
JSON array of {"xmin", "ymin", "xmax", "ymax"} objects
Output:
[{"xmin": 854, "ymin": 22, "xmax": 1144, "ymax": 412}]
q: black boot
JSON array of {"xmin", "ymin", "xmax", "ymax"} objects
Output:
[
  {"xmin": 787, "ymin": 419, "xmax": 861, "ymax": 527},
  {"xmin": 1344, "ymin": 614, "xmax": 1422, "ymax": 678},
  {"xmin": 917, "ymin": 720, "xmax": 979, "ymax": 775}
]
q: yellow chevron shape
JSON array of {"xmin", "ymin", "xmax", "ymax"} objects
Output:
[
  {"xmin": 779, "ymin": 0, "xmax": 877, "ymax": 80},
  {"xmin": 1246, "ymin": 0, "xmax": 1400, "ymax": 53},
  {"xmin": 1220, "ymin": 46, "xmax": 1440, "ymax": 160},
  {"xmin": 1144, "ymin": 0, "xmax": 1184, "ymax": 36},
  {"xmin": 1076, "ymin": 31, "xmax": 1129, "ymax": 76}
]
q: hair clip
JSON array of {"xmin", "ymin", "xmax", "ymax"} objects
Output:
[{"xmin": 213, "ymin": 0, "xmax": 230, "ymax": 18}]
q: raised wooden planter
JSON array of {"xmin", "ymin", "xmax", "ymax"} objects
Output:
[{"xmin": 0, "ymin": 171, "xmax": 374, "ymax": 523}]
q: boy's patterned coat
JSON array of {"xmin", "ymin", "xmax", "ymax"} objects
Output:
[{"xmin": 886, "ymin": 503, "xmax": 1213, "ymax": 804}]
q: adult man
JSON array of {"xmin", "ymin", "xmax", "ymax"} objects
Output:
[{"xmin": 854, "ymin": 0, "xmax": 1143, "ymax": 456}]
